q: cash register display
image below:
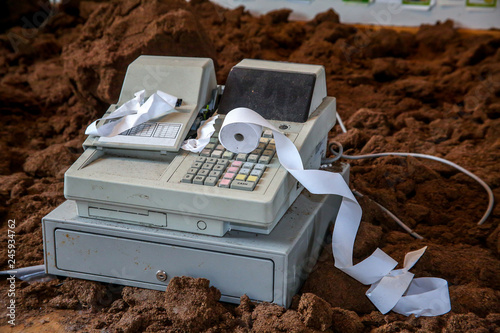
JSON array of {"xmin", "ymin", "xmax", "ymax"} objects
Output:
[{"xmin": 217, "ymin": 67, "xmax": 316, "ymax": 123}]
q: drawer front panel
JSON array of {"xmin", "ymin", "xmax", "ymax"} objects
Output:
[{"xmin": 55, "ymin": 229, "xmax": 274, "ymax": 302}]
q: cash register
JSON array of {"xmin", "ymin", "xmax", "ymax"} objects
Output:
[{"xmin": 42, "ymin": 56, "xmax": 349, "ymax": 307}]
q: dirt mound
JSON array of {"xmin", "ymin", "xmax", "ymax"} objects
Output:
[{"xmin": 63, "ymin": 0, "xmax": 217, "ymax": 105}]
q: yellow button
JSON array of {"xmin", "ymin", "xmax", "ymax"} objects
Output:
[
  {"xmin": 235, "ymin": 174, "xmax": 247, "ymax": 181},
  {"xmin": 247, "ymin": 175, "xmax": 258, "ymax": 183}
]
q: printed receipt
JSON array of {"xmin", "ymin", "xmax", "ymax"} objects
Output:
[
  {"xmin": 217, "ymin": 107, "xmax": 451, "ymax": 317},
  {"xmin": 85, "ymin": 90, "xmax": 179, "ymax": 140}
]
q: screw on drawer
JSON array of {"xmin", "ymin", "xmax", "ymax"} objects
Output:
[{"xmin": 156, "ymin": 270, "xmax": 167, "ymax": 282}]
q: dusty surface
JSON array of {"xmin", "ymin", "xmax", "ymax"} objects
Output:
[{"xmin": 0, "ymin": 0, "xmax": 499, "ymax": 331}]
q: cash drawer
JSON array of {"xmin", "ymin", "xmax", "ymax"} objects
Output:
[{"xmin": 54, "ymin": 229, "xmax": 274, "ymax": 302}]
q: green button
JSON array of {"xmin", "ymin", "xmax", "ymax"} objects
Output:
[
  {"xmin": 247, "ymin": 154, "xmax": 259, "ymax": 163},
  {"xmin": 222, "ymin": 151, "xmax": 234, "ymax": 159},
  {"xmin": 236, "ymin": 153, "xmax": 248, "ymax": 161}
]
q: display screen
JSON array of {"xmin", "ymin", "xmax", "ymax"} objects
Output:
[{"xmin": 217, "ymin": 67, "xmax": 316, "ymax": 123}]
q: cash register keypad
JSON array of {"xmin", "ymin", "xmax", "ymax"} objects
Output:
[{"xmin": 181, "ymin": 132, "xmax": 276, "ymax": 191}]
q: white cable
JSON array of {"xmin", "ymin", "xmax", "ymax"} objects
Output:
[
  {"xmin": 331, "ymin": 113, "xmax": 494, "ymax": 226},
  {"xmin": 339, "ymin": 151, "xmax": 494, "ymax": 225},
  {"xmin": 337, "ymin": 113, "xmax": 347, "ymax": 134},
  {"xmin": 352, "ymin": 190, "xmax": 424, "ymax": 239},
  {"xmin": 325, "ymin": 114, "xmax": 423, "ymax": 237}
]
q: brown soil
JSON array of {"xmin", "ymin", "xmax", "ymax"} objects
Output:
[{"xmin": 0, "ymin": 0, "xmax": 499, "ymax": 332}]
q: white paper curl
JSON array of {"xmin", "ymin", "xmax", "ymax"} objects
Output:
[
  {"xmin": 219, "ymin": 107, "xmax": 451, "ymax": 317},
  {"xmin": 85, "ymin": 90, "xmax": 179, "ymax": 137},
  {"xmin": 181, "ymin": 115, "xmax": 219, "ymax": 153}
]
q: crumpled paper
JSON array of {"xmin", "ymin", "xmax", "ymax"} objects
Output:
[{"xmin": 85, "ymin": 90, "xmax": 178, "ymax": 137}]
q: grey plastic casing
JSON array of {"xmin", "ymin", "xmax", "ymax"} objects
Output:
[
  {"xmin": 64, "ymin": 56, "xmax": 336, "ymax": 236},
  {"xmin": 44, "ymin": 181, "xmax": 347, "ymax": 307}
]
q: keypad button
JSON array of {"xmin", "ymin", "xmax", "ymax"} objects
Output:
[
  {"xmin": 200, "ymin": 149, "xmax": 211, "ymax": 157},
  {"xmin": 202, "ymin": 163, "xmax": 214, "ymax": 170},
  {"xmin": 192, "ymin": 162, "xmax": 203, "ymax": 169},
  {"xmin": 231, "ymin": 161, "xmax": 243, "ymax": 168},
  {"xmin": 211, "ymin": 150, "xmax": 223, "ymax": 158},
  {"xmin": 209, "ymin": 170, "xmax": 222, "ymax": 178},
  {"xmin": 243, "ymin": 162, "xmax": 254, "ymax": 169},
  {"xmin": 231, "ymin": 180, "xmax": 256, "ymax": 191},
  {"xmin": 187, "ymin": 168, "xmax": 198, "ymax": 175},
  {"xmin": 251, "ymin": 148, "xmax": 263, "ymax": 156},
  {"xmin": 207, "ymin": 158, "xmax": 218, "ymax": 164},
  {"xmin": 209, "ymin": 137, "xmax": 218, "ymax": 144},
  {"xmin": 204, "ymin": 176, "xmax": 218, "ymax": 186},
  {"xmin": 193, "ymin": 175, "xmax": 205, "ymax": 185},
  {"xmin": 198, "ymin": 169, "xmax": 210, "ymax": 177},
  {"xmin": 247, "ymin": 175, "xmax": 259, "ymax": 183},
  {"xmin": 250, "ymin": 169, "xmax": 263, "ymax": 178},
  {"xmin": 236, "ymin": 153, "xmax": 248, "ymax": 161},
  {"xmin": 213, "ymin": 164, "xmax": 226, "ymax": 172},
  {"xmin": 267, "ymin": 143, "xmax": 276, "ymax": 151},
  {"xmin": 205, "ymin": 143, "xmax": 216, "ymax": 151},
  {"xmin": 257, "ymin": 142, "xmax": 267, "ymax": 150},
  {"xmin": 262, "ymin": 149, "xmax": 274, "ymax": 157},
  {"xmin": 258, "ymin": 156, "xmax": 271, "ymax": 164},
  {"xmin": 254, "ymin": 164, "xmax": 266, "ymax": 170},
  {"xmin": 182, "ymin": 174, "xmax": 194, "ymax": 183},
  {"xmin": 222, "ymin": 151, "xmax": 235, "ymax": 159},
  {"xmin": 227, "ymin": 166, "xmax": 239, "ymax": 174},
  {"xmin": 223, "ymin": 172, "xmax": 236, "ymax": 180},
  {"xmin": 217, "ymin": 159, "xmax": 229, "ymax": 167},
  {"xmin": 216, "ymin": 144, "xmax": 225, "ymax": 151},
  {"xmin": 196, "ymin": 156, "xmax": 207, "ymax": 163},
  {"xmin": 247, "ymin": 154, "xmax": 259, "ymax": 163},
  {"xmin": 239, "ymin": 168, "xmax": 251, "ymax": 176},
  {"xmin": 263, "ymin": 129, "xmax": 273, "ymax": 138},
  {"xmin": 269, "ymin": 138, "xmax": 275, "ymax": 145},
  {"xmin": 235, "ymin": 174, "xmax": 247, "ymax": 181},
  {"xmin": 219, "ymin": 179, "xmax": 231, "ymax": 188}
]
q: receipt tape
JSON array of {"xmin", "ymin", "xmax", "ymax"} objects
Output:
[{"xmin": 218, "ymin": 107, "xmax": 451, "ymax": 316}]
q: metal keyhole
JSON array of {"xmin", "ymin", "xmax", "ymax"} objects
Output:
[{"xmin": 156, "ymin": 270, "xmax": 167, "ymax": 282}]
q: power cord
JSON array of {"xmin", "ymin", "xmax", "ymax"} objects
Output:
[
  {"xmin": 322, "ymin": 114, "xmax": 494, "ymax": 235},
  {"xmin": 352, "ymin": 189, "xmax": 424, "ymax": 239}
]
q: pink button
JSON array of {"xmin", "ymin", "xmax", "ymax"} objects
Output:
[
  {"xmin": 231, "ymin": 161, "xmax": 243, "ymax": 168},
  {"xmin": 227, "ymin": 167, "xmax": 239, "ymax": 173},
  {"xmin": 223, "ymin": 172, "xmax": 235, "ymax": 180},
  {"xmin": 219, "ymin": 179, "xmax": 231, "ymax": 187}
]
